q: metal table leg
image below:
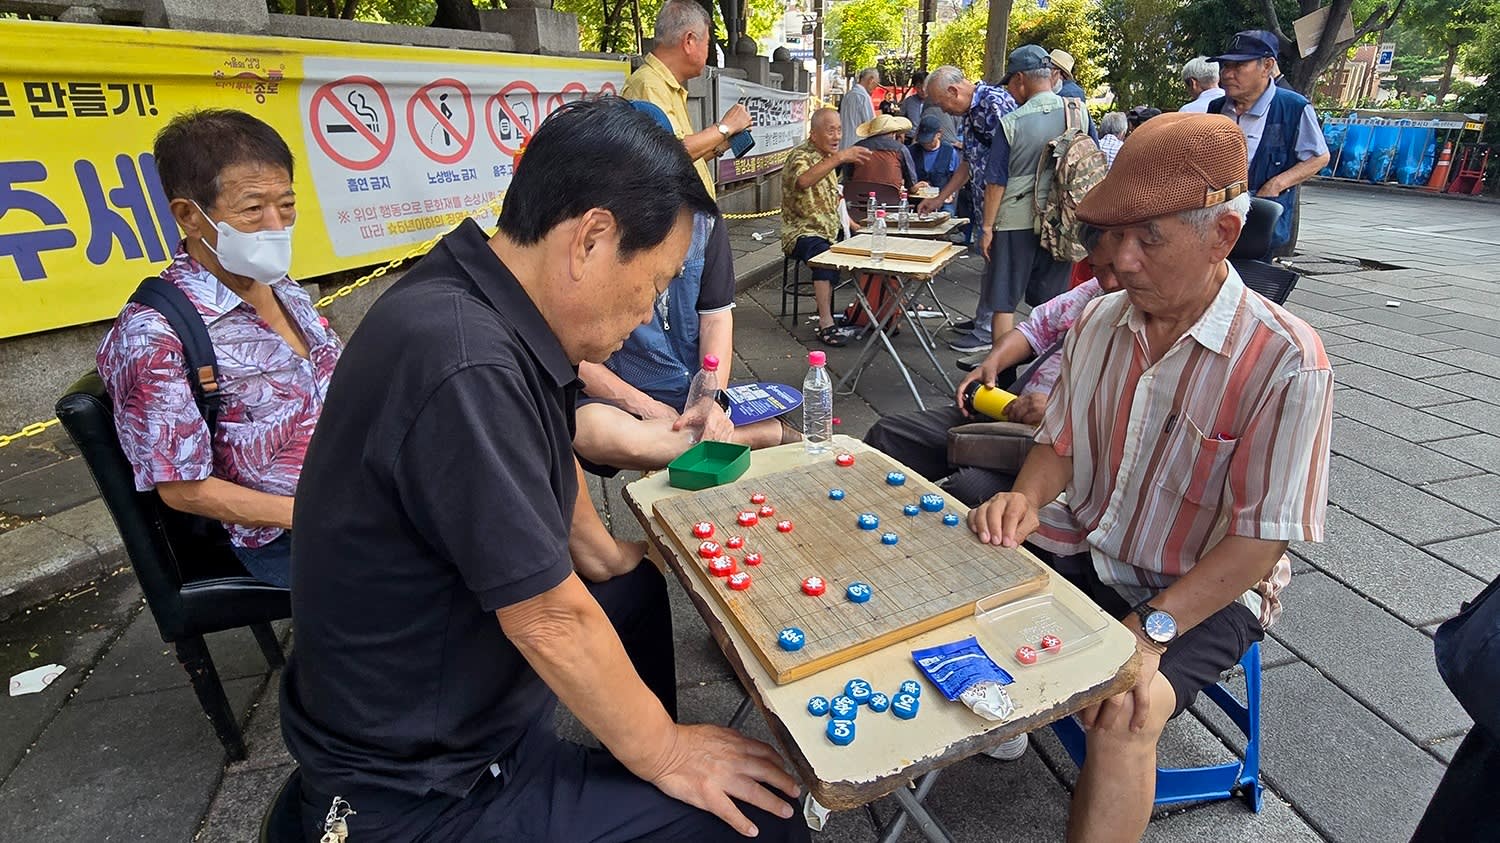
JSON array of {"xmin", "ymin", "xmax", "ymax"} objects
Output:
[
  {"xmin": 876, "ymin": 770, "xmax": 955, "ymax": 843},
  {"xmin": 887, "ymin": 276, "xmax": 956, "ymax": 394},
  {"xmin": 728, "ymin": 694, "xmax": 753, "ymax": 730},
  {"xmin": 833, "ymin": 273, "xmax": 927, "ymax": 410}
]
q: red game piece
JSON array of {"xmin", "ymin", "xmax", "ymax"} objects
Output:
[
  {"xmin": 708, "ymin": 557, "xmax": 737, "ymax": 577},
  {"xmin": 727, "ymin": 571, "xmax": 752, "ymax": 591},
  {"xmin": 801, "ymin": 576, "xmax": 826, "ymax": 596},
  {"xmin": 725, "ymin": 535, "xmax": 744, "ymax": 550},
  {"xmin": 776, "ymin": 520, "xmax": 794, "ymax": 533},
  {"xmin": 697, "ymin": 541, "xmax": 723, "ymax": 559},
  {"xmin": 835, "ymin": 453, "xmax": 855, "ymax": 467},
  {"xmin": 736, "ymin": 511, "xmax": 759, "ymax": 528},
  {"xmin": 692, "ymin": 521, "xmax": 715, "ymax": 539},
  {"xmin": 1040, "ymin": 634, "xmax": 1063, "ymax": 652},
  {"xmin": 759, "ymin": 504, "xmax": 776, "ymax": 518},
  {"xmin": 1015, "ymin": 645, "xmax": 1038, "ymax": 665},
  {"xmin": 743, "ymin": 551, "xmax": 763, "ymax": 565},
  {"xmin": 750, "ymin": 492, "xmax": 767, "ymax": 505}
]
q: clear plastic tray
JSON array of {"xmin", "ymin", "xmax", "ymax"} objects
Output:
[{"xmin": 973, "ymin": 586, "xmax": 1110, "ymax": 669}]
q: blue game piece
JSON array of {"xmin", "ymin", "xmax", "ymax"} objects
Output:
[
  {"xmin": 942, "ymin": 513, "xmax": 960, "ymax": 526},
  {"xmin": 844, "ymin": 678, "xmax": 873, "ymax": 704},
  {"xmin": 886, "ymin": 471, "xmax": 907, "ymax": 486},
  {"xmin": 903, "ymin": 503, "xmax": 920, "ymax": 517},
  {"xmin": 846, "ymin": 582, "xmax": 873, "ymax": 603},
  {"xmin": 857, "ymin": 513, "xmax": 880, "ymax": 530},
  {"xmin": 892, "ymin": 693, "xmax": 920, "ymax": 719},
  {"xmin": 828, "ymin": 488, "xmax": 845, "ymax": 501},
  {"xmin": 898, "ymin": 679, "xmax": 923, "ymax": 698},
  {"xmin": 867, "ymin": 692, "xmax": 891, "ymax": 712},
  {"xmin": 829, "ymin": 695, "xmax": 859, "ymax": 720},
  {"xmin": 778, "ymin": 627, "xmax": 805, "ymax": 651},
  {"xmin": 807, "ymin": 695, "xmax": 831, "ymax": 716},
  {"xmin": 920, "ymin": 494, "xmax": 945, "ymax": 512},
  {"xmin": 880, "ymin": 532, "xmax": 899, "ymax": 545},
  {"xmin": 827, "ymin": 719, "xmax": 856, "ymax": 746}
]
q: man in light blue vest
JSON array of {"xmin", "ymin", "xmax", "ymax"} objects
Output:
[{"xmin": 1209, "ymin": 30, "xmax": 1329, "ymax": 255}]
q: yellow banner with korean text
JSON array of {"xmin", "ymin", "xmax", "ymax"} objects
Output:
[{"xmin": 0, "ymin": 19, "xmax": 626, "ymax": 338}]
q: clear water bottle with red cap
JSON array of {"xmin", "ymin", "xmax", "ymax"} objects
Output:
[
  {"xmin": 898, "ymin": 186, "xmax": 910, "ymax": 232},
  {"xmin": 683, "ymin": 354, "xmax": 721, "ymax": 444},
  {"xmin": 803, "ymin": 350, "xmax": 833, "ymax": 455},
  {"xmin": 869, "ymin": 210, "xmax": 888, "ymax": 264}
]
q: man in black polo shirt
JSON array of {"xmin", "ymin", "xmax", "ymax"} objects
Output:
[{"xmin": 281, "ymin": 99, "xmax": 806, "ymax": 842}]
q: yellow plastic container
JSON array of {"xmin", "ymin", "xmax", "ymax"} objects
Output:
[{"xmin": 961, "ymin": 383, "xmax": 1018, "ymax": 420}]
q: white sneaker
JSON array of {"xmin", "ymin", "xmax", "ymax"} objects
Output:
[{"xmin": 983, "ymin": 733, "xmax": 1029, "ymax": 760}]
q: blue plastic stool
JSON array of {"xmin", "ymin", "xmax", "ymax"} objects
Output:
[{"xmin": 1049, "ymin": 641, "xmax": 1263, "ymax": 812}]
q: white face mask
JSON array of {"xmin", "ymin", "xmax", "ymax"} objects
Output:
[{"xmin": 194, "ymin": 201, "xmax": 293, "ymax": 284}]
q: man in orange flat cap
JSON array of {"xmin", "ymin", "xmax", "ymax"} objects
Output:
[{"xmin": 968, "ymin": 112, "xmax": 1333, "ymax": 842}]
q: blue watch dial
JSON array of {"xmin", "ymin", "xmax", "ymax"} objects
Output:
[{"xmin": 1143, "ymin": 610, "xmax": 1177, "ymax": 643}]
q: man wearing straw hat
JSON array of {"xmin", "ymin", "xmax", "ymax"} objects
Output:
[
  {"xmin": 969, "ymin": 113, "xmax": 1332, "ymax": 841},
  {"xmin": 845, "ymin": 113, "xmax": 921, "ymax": 193}
]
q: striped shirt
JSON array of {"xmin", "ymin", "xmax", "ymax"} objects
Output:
[{"xmin": 1032, "ymin": 267, "xmax": 1333, "ymax": 620}]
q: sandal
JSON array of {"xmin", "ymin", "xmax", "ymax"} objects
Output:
[{"xmin": 817, "ymin": 325, "xmax": 848, "ymax": 347}]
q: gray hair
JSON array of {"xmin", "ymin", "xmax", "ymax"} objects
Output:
[
  {"xmin": 654, "ymin": 0, "xmax": 711, "ymax": 46},
  {"xmin": 925, "ymin": 65, "xmax": 966, "ymax": 98},
  {"xmin": 1182, "ymin": 56, "xmax": 1220, "ymax": 85},
  {"xmin": 1023, "ymin": 67, "xmax": 1053, "ymax": 82},
  {"xmin": 1179, "ymin": 192, "xmax": 1251, "ymax": 235},
  {"xmin": 858, "ymin": 67, "xmax": 880, "ymax": 84},
  {"xmin": 1100, "ymin": 111, "xmax": 1127, "ymax": 137}
]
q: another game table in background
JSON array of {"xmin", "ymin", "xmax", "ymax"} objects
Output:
[
  {"xmin": 624, "ymin": 435, "xmax": 1138, "ymax": 840},
  {"xmin": 808, "ymin": 239, "xmax": 966, "ymax": 411}
]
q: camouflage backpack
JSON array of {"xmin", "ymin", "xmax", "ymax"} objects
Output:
[{"xmin": 1033, "ymin": 98, "xmax": 1106, "ymax": 263}]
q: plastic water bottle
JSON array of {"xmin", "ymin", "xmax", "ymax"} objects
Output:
[
  {"xmin": 803, "ymin": 350, "xmax": 833, "ymax": 455},
  {"xmin": 865, "ymin": 191, "xmax": 877, "ymax": 228},
  {"xmin": 898, "ymin": 186, "xmax": 909, "ymax": 232},
  {"xmin": 682, "ymin": 354, "xmax": 721, "ymax": 443},
  {"xmin": 869, "ymin": 210, "xmax": 888, "ymax": 264}
]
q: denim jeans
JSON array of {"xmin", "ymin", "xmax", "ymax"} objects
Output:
[{"xmin": 232, "ymin": 532, "xmax": 291, "ymax": 588}]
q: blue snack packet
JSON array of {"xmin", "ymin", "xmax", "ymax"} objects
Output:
[{"xmin": 910, "ymin": 636, "xmax": 1014, "ymax": 702}]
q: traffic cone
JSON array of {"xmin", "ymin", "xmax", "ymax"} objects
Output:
[{"xmin": 1424, "ymin": 142, "xmax": 1452, "ymax": 191}]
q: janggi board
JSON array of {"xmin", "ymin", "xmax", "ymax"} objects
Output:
[{"xmin": 652, "ymin": 453, "xmax": 1050, "ymax": 683}]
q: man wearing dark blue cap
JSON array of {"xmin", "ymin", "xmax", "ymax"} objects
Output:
[
  {"xmin": 1208, "ymin": 29, "xmax": 1329, "ymax": 254},
  {"xmin": 909, "ymin": 114, "xmax": 960, "ymax": 210}
]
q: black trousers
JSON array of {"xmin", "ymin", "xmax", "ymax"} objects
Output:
[
  {"xmin": 862, "ymin": 405, "xmax": 1016, "ymax": 506},
  {"xmin": 298, "ymin": 563, "xmax": 807, "ymax": 842},
  {"xmin": 1410, "ymin": 724, "xmax": 1500, "ymax": 842}
]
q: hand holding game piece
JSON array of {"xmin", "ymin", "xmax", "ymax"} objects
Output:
[
  {"xmin": 743, "ymin": 551, "xmax": 763, "ymax": 566},
  {"xmin": 727, "ymin": 571, "xmax": 752, "ymax": 591},
  {"xmin": 725, "ymin": 535, "xmax": 744, "ymax": 550},
  {"xmin": 750, "ymin": 492, "xmax": 768, "ymax": 505},
  {"xmin": 830, "ymin": 695, "xmax": 859, "ymax": 719},
  {"xmin": 807, "ymin": 696, "xmax": 831, "ymax": 716},
  {"xmin": 691, "ymin": 521, "xmax": 715, "ymax": 539},
  {"xmin": 698, "ymin": 541, "xmax": 723, "ymax": 559},
  {"xmin": 867, "ymin": 692, "xmax": 891, "ymax": 712},
  {"xmin": 1040, "ymin": 634, "xmax": 1062, "ymax": 652},
  {"xmin": 827, "ymin": 719, "xmax": 856, "ymax": 746},
  {"xmin": 835, "ymin": 453, "xmax": 855, "ymax": 467},
  {"xmin": 1015, "ymin": 645, "xmax": 1038, "ymax": 665},
  {"xmin": 778, "ymin": 627, "xmax": 805, "ymax": 651},
  {"xmin": 845, "ymin": 582, "xmax": 873, "ymax": 603},
  {"xmin": 801, "ymin": 576, "xmax": 826, "ymax": 596},
  {"xmin": 880, "ymin": 532, "xmax": 899, "ymax": 545},
  {"xmin": 776, "ymin": 519, "xmax": 794, "ymax": 533},
  {"xmin": 903, "ymin": 504, "xmax": 920, "ymax": 517},
  {"xmin": 844, "ymin": 679, "xmax": 873, "ymax": 704},
  {"xmin": 892, "ymin": 693, "xmax": 920, "ymax": 719},
  {"xmin": 920, "ymin": 494, "xmax": 945, "ymax": 512},
  {"xmin": 828, "ymin": 488, "xmax": 846, "ymax": 501},
  {"xmin": 886, "ymin": 471, "xmax": 907, "ymax": 486},
  {"xmin": 758, "ymin": 504, "xmax": 776, "ymax": 518},
  {"xmin": 708, "ymin": 557, "xmax": 736, "ymax": 577},
  {"xmin": 736, "ymin": 511, "xmax": 759, "ymax": 527},
  {"xmin": 898, "ymin": 679, "xmax": 923, "ymax": 698},
  {"xmin": 857, "ymin": 513, "xmax": 880, "ymax": 530},
  {"xmin": 942, "ymin": 513, "xmax": 960, "ymax": 526}
]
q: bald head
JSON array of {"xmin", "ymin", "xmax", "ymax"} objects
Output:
[{"xmin": 810, "ymin": 107, "xmax": 842, "ymax": 155}]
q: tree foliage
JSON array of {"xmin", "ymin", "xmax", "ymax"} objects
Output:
[
  {"xmin": 929, "ymin": 0, "xmax": 1098, "ymax": 88},
  {"xmin": 929, "ymin": 2, "xmax": 989, "ymax": 79},
  {"xmin": 1092, "ymin": 0, "xmax": 1184, "ymax": 110},
  {"xmin": 827, "ymin": 0, "xmax": 914, "ymax": 74}
]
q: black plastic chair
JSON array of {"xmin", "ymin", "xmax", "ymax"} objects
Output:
[
  {"xmin": 1231, "ymin": 197, "xmax": 1300, "ymax": 305},
  {"xmin": 260, "ymin": 767, "xmax": 304, "ymax": 843},
  {"xmin": 55, "ymin": 371, "xmax": 290, "ymax": 761}
]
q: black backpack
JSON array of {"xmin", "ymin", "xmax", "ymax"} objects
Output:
[{"xmin": 127, "ymin": 276, "xmax": 222, "ymax": 435}]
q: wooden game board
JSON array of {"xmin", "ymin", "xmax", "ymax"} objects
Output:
[
  {"xmin": 652, "ymin": 456, "xmax": 1050, "ymax": 683},
  {"xmin": 827, "ymin": 233, "xmax": 951, "ymax": 263}
]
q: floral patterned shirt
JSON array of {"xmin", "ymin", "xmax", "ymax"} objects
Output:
[
  {"xmin": 962, "ymin": 83, "xmax": 1019, "ymax": 207},
  {"xmin": 96, "ymin": 246, "xmax": 341, "ymax": 548},
  {"xmin": 780, "ymin": 140, "xmax": 842, "ymax": 254},
  {"xmin": 1015, "ymin": 278, "xmax": 1103, "ymax": 397}
]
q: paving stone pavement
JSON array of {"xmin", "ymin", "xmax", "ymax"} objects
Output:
[{"xmin": 0, "ymin": 185, "xmax": 1495, "ymax": 842}]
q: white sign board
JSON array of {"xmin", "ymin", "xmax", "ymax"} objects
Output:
[{"xmin": 715, "ymin": 76, "xmax": 810, "ymax": 184}]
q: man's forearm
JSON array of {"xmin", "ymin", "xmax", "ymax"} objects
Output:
[
  {"xmin": 1011, "ymin": 442, "xmax": 1071, "ymax": 511},
  {"xmin": 157, "ymin": 477, "xmax": 294, "ymax": 529},
  {"xmin": 579, "ymin": 360, "xmax": 652, "ymax": 410},
  {"xmin": 1272, "ymin": 154, "xmax": 1329, "ymax": 192},
  {"xmin": 939, "ymin": 160, "xmax": 969, "ymax": 203},
  {"xmin": 683, "ymin": 126, "xmax": 726, "ymax": 161},
  {"xmin": 796, "ymin": 153, "xmax": 844, "ymax": 190},
  {"xmin": 983, "ymin": 183, "xmax": 1006, "ymax": 230},
  {"xmin": 499, "ymin": 575, "xmax": 677, "ymax": 776},
  {"xmin": 567, "ymin": 459, "xmax": 636, "ymax": 581},
  {"xmin": 1147, "ymin": 535, "xmax": 1287, "ymax": 633},
  {"xmin": 697, "ymin": 311, "xmax": 734, "ymax": 385},
  {"xmin": 989, "ymin": 329, "xmax": 1036, "ymax": 373}
]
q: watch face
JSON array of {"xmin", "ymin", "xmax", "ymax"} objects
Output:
[{"xmin": 1143, "ymin": 610, "xmax": 1177, "ymax": 643}]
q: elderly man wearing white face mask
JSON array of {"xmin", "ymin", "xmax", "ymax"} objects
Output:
[{"xmin": 97, "ymin": 108, "xmax": 342, "ymax": 588}]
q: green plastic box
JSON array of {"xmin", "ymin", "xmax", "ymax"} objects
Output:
[{"xmin": 667, "ymin": 440, "xmax": 751, "ymax": 490}]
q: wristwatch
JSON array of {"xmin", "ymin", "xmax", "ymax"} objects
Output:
[
  {"xmin": 716, "ymin": 122, "xmax": 731, "ymax": 138},
  {"xmin": 1131, "ymin": 601, "xmax": 1178, "ymax": 647}
]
